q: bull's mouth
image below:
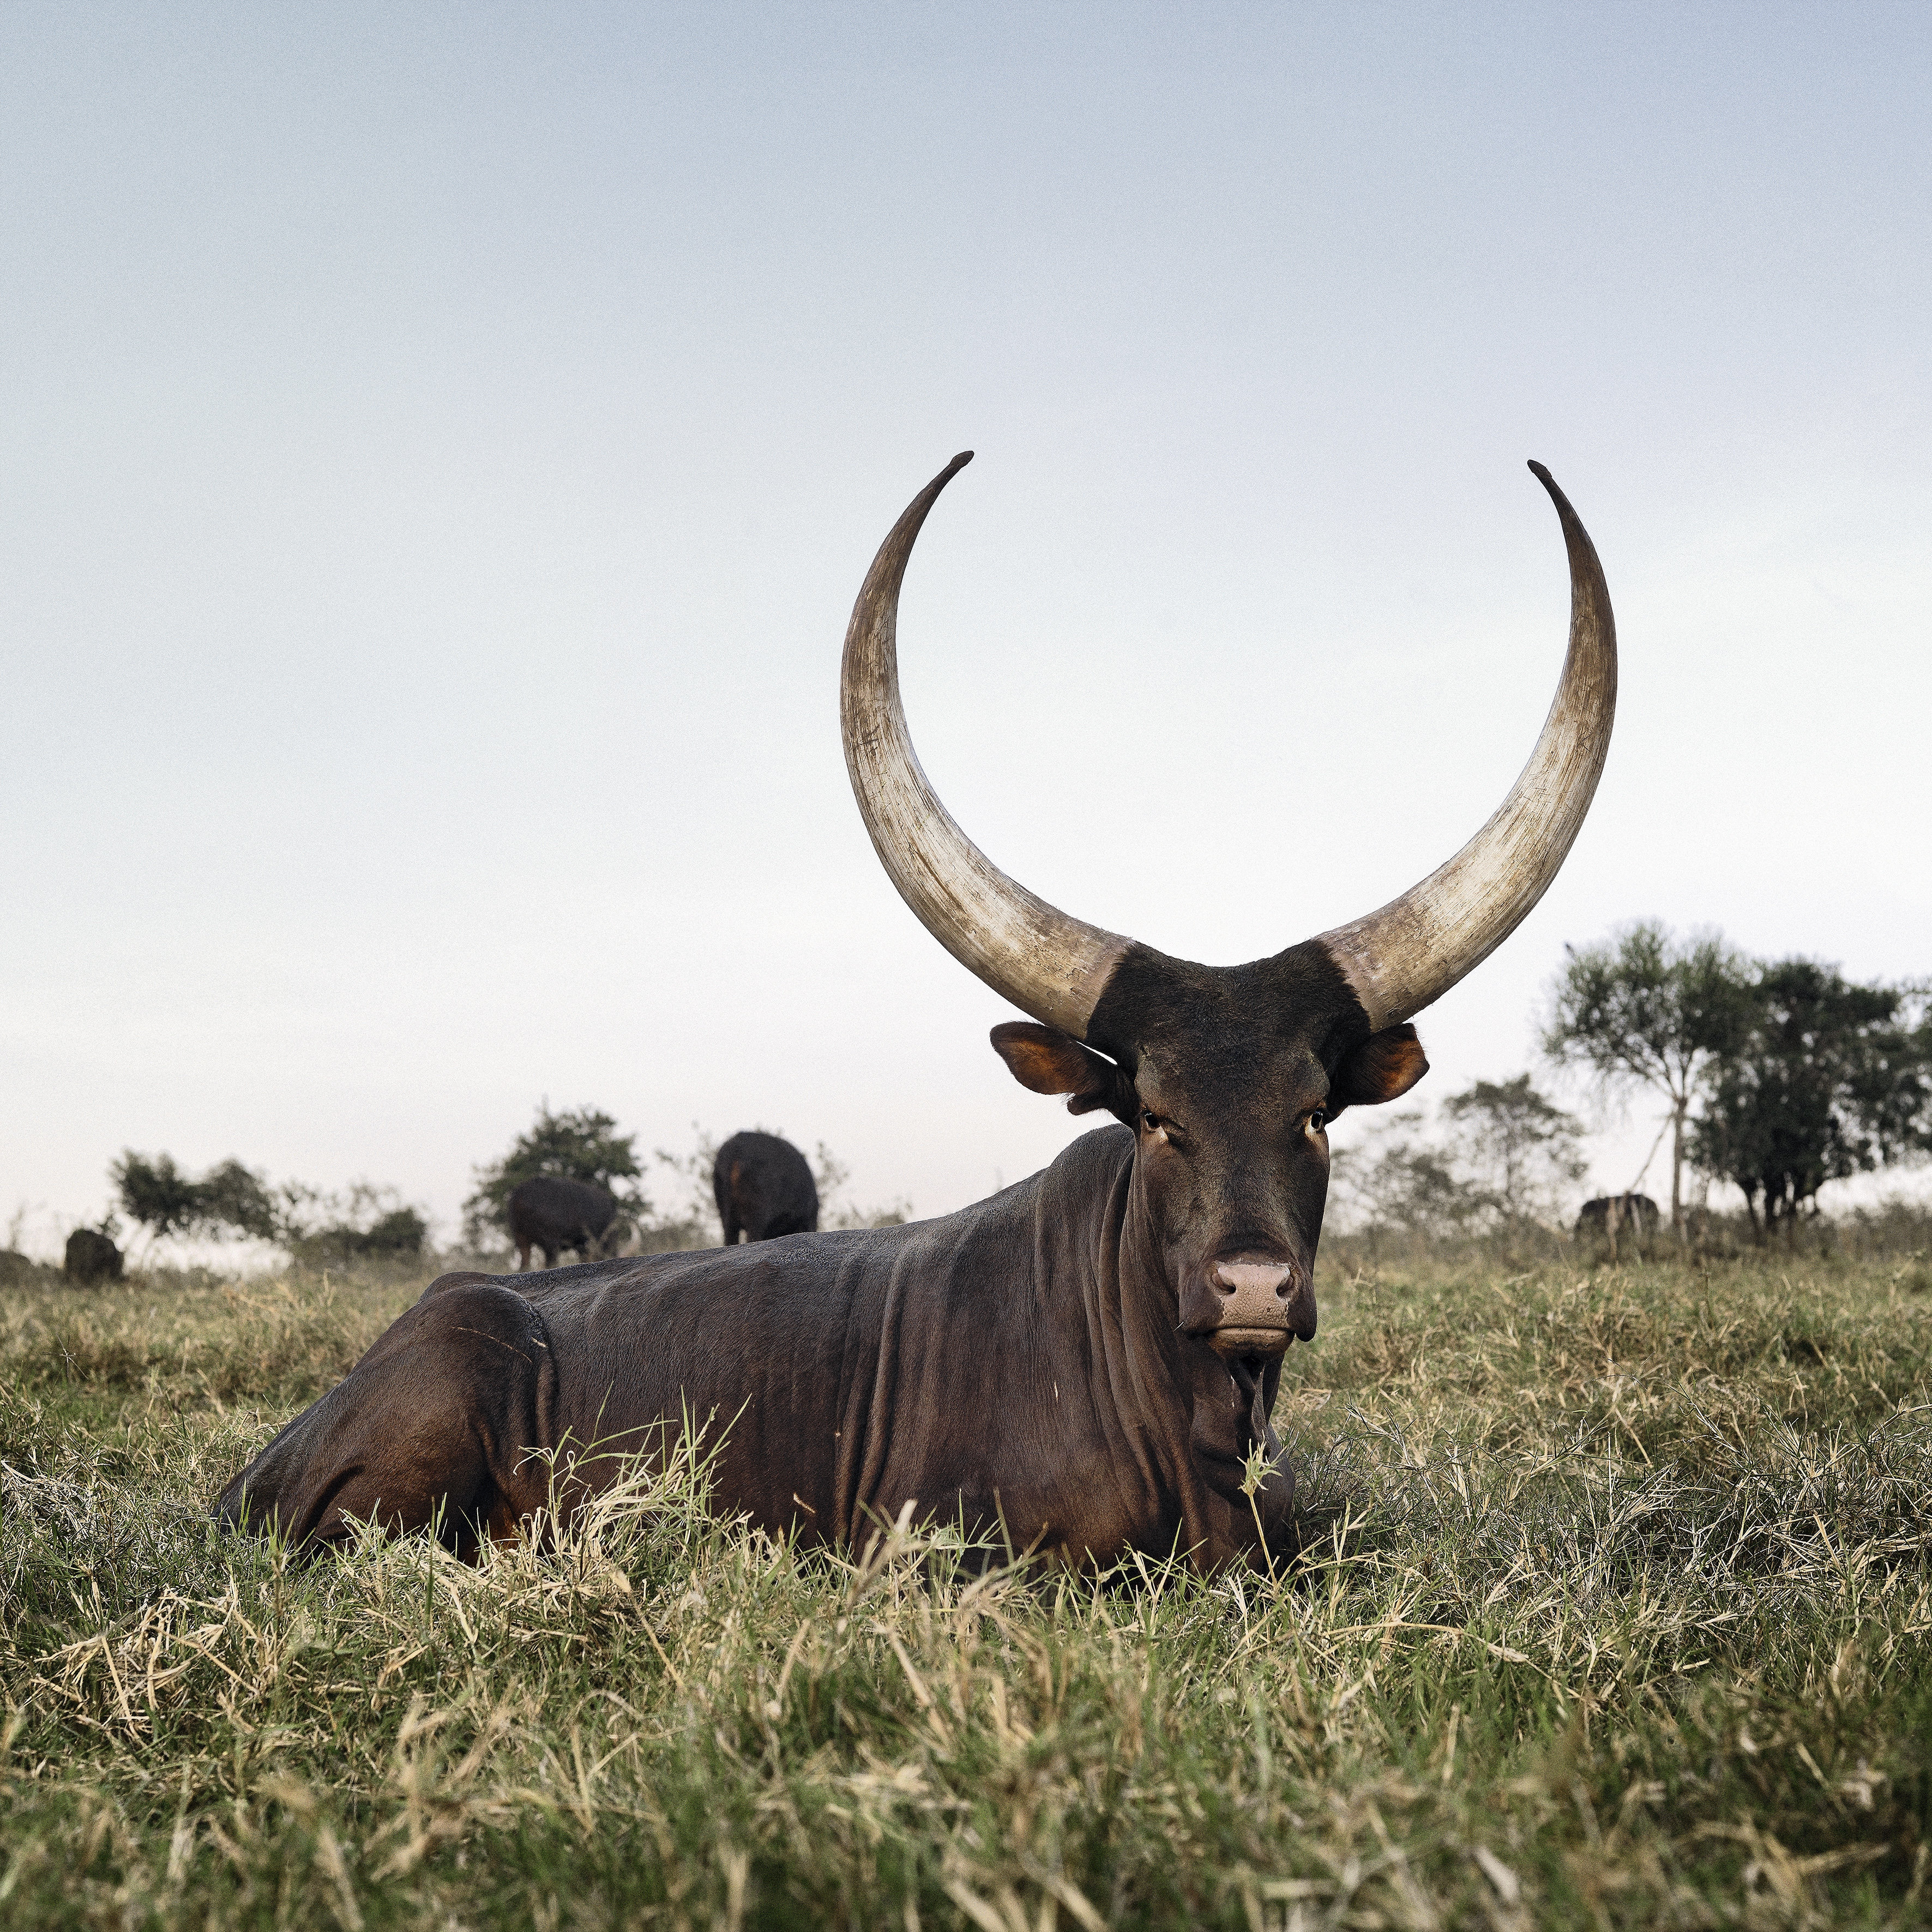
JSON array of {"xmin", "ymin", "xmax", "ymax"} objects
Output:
[{"xmin": 1207, "ymin": 1323, "xmax": 1291, "ymax": 1360}]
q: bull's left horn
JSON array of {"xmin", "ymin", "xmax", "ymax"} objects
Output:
[
  {"xmin": 1313, "ymin": 461, "xmax": 1617, "ymax": 1029},
  {"xmin": 840, "ymin": 453, "xmax": 1130, "ymax": 1039}
]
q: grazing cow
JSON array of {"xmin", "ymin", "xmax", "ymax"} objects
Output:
[
  {"xmin": 1576, "ymin": 1193, "xmax": 1660, "ymax": 1258},
  {"xmin": 64, "ymin": 1229, "xmax": 124, "ymax": 1284},
  {"xmin": 507, "ymin": 1177, "xmax": 622, "ymax": 1271},
  {"xmin": 714, "ymin": 1131, "xmax": 819, "ymax": 1243},
  {"xmin": 216, "ymin": 454, "xmax": 1616, "ymax": 1573}
]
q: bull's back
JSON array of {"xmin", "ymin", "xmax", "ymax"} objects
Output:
[
  {"xmin": 509, "ymin": 1235, "xmax": 874, "ymax": 1533},
  {"xmin": 505, "ymin": 1195, "xmax": 1073, "ymax": 1546}
]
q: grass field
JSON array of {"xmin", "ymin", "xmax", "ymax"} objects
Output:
[{"xmin": 4, "ymin": 1241, "xmax": 1931, "ymax": 1929}]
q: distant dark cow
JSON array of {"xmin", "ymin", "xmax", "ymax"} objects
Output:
[
  {"xmin": 217, "ymin": 454, "xmax": 1616, "ymax": 1574},
  {"xmin": 64, "ymin": 1229, "xmax": 124, "ymax": 1284},
  {"xmin": 713, "ymin": 1131, "xmax": 818, "ymax": 1243},
  {"xmin": 507, "ymin": 1177, "xmax": 621, "ymax": 1271},
  {"xmin": 1576, "ymin": 1193, "xmax": 1660, "ymax": 1257}
]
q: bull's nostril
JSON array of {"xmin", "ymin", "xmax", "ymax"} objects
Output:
[{"xmin": 1214, "ymin": 1260, "xmax": 1298, "ymax": 1304}]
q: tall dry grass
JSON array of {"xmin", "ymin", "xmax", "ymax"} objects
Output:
[{"xmin": 3, "ymin": 1246, "xmax": 1930, "ymax": 1927}]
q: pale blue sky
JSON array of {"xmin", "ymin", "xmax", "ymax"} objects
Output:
[{"xmin": 4, "ymin": 5, "xmax": 1928, "ymax": 1251}]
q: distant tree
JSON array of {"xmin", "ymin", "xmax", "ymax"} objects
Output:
[
  {"xmin": 198, "ymin": 1160, "xmax": 280, "ymax": 1241},
  {"xmin": 1329, "ymin": 1077, "xmax": 1581, "ymax": 1249},
  {"xmin": 1330, "ymin": 1114, "xmax": 1483, "ymax": 1243},
  {"xmin": 275, "ymin": 1177, "xmax": 429, "ymax": 1263},
  {"xmin": 115, "ymin": 1152, "xmax": 425, "ymax": 1260},
  {"xmin": 113, "ymin": 1152, "xmax": 277, "ymax": 1244},
  {"xmin": 649, "ymin": 1126, "xmax": 723, "ymax": 1247},
  {"xmin": 464, "ymin": 1104, "xmax": 646, "ymax": 1249},
  {"xmin": 811, "ymin": 1140, "xmax": 912, "ymax": 1230},
  {"xmin": 1441, "ymin": 1075, "xmax": 1588, "ymax": 1229},
  {"xmin": 361, "ymin": 1207, "xmax": 429, "ymax": 1255},
  {"xmin": 1690, "ymin": 960, "xmax": 1931, "ymax": 1243},
  {"xmin": 811, "ymin": 1141, "xmax": 849, "ymax": 1209},
  {"xmin": 112, "ymin": 1153, "xmax": 206, "ymax": 1240},
  {"xmin": 1543, "ymin": 922, "xmax": 1755, "ymax": 1243},
  {"xmin": 294, "ymin": 1207, "xmax": 406, "ymax": 1261}
]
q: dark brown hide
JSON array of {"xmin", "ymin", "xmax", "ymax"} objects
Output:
[
  {"xmin": 217, "ymin": 1126, "xmax": 1298, "ymax": 1572},
  {"xmin": 220, "ymin": 1274, "xmax": 562, "ymax": 1558}
]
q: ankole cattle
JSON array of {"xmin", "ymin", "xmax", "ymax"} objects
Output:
[
  {"xmin": 217, "ymin": 454, "xmax": 1616, "ymax": 1573},
  {"xmin": 1576, "ymin": 1192, "xmax": 1660, "ymax": 1257},
  {"xmin": 507, "ymin": 1176, "xmax": 623, "ymax": 1271},
  {"xmin": 64, "ymin": 1228, "xmax": 125, "ymax": 1284},
  {"xmin": 714, "ymin": 1130, "xmax": 820, "ymax": 1243}
]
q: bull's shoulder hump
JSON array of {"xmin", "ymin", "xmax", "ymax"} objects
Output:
[{"xmin": 416, "ymin": 1268, "xmax": 512, "ymax": 1307}]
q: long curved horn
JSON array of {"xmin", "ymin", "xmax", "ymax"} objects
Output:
[
  {"xmin": 841, "ymin": 453, "xmax": 1129, "ymax": 1038},
  {"xmin": 1315, "ymin": 461, "xmax": 1617, "ymax": 1031}
]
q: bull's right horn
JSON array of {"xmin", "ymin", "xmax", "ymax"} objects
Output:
[{"xmin": 1313, "ymin": 462, "xmax": 1617, "ymax": 1028}]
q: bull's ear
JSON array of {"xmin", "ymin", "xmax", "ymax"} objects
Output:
[
  {"xmin": 990, "ymin": 1023, "xmax": 1126, "ymax": 1117},
  {"xmin": 1328, "ymin": 1023, "xmax": 1429, "ymax": 1119}
]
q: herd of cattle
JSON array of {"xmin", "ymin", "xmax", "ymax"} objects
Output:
[
  {"xmin": 22, "ymin": 1130, "xmax": 824, "ymax": 1285},
  {"xmin": 204, "ymin": 452, "xmax": 1622, "ymax": 1576},
  {"xmin": 508, "ymin": 1129, "xmax": 821, "ymax": 1267}
]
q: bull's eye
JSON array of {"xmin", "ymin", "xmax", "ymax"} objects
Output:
[
  {"xmin": 1140, "ymin": 1110, "xmax": 1163, "ymax": 1135},
  {"xmin": 1307, "ymin": 1109, "xmax": 1328, "ymax": 1137}
]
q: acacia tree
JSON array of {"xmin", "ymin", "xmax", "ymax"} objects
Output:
[
  {"xmin": 1690, "ymin": 960, "xmax": 1931, "ymax": 1243},
  {"xmin": 1542, "ymin": 922, "xmax": 1754, "ymax": 1243},
  {"xmin": 1329, "ymin": 1112, "xmax": 1484, "ymax": 1247}
]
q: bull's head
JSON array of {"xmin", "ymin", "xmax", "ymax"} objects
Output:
[{"xmin": 842, "ymin": 454, "xmax": 1615, "ymax": 1363}]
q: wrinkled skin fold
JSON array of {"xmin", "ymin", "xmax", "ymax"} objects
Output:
[{"xmin": 219, "ymin": 1127, "xmax": 1297, "ymax": 1572}]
